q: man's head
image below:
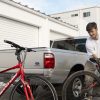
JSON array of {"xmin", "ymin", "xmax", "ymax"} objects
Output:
[{"xmin": 86, "ymin": 22, "xmax": 98, "ymax": 40}]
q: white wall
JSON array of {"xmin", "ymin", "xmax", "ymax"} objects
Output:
[
  {"xmin": 49, "ymin": 19, "xmax": 78, "ymax": 38},
  {"xmin": 0, "ymin": 16, "xmax": 39, "ymax": 49},
  {"xmin": 0, "ymin": 0, "xmax": 78, "ymax": 48},
  {"xmin": 97, "ymin": 8, "xmax": 100, "ymax": 33},
  {"xmin": 51, "ymin": 7, "xmax": 100, "ymax": 36},
  {"xmin": 52, "ymin": 11, "xmax": 80, "ymax": 27},
  {"xmin": 79, "ymin": 7, "xmax": 98, "ymax": 36}
]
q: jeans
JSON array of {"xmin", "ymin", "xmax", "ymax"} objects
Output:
[{"xmin": 84, "ymin": 60, "xmax": 99, "ymax": 96}]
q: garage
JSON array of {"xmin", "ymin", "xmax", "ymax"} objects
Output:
[
  {"xmin": 50, "ymin": 30, "xmax": 69, "ymax": 40},
  {"xmin": 0, "ymin": 16, "xmax": 39, "ymax": 50}
]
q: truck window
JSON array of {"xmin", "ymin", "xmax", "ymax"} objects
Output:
[
  {"xmin": 74, "ymin": 39, "xmax": 87, "ymax": 52},
  {"xmin": 52, "ymin": 39, "xmax": 76, "ymax": 51},
  {"xmin": 51, "ymin": 38, "xmax": 87, "ymax": 52}
]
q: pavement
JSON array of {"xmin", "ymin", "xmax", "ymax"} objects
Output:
[
  {"xmin": 0, "ymin": 82, "xmax": 100, "ymax": 100},
  {"xmin": 0, "ymin": 89, "xmax": 100, "ymax": 100}
]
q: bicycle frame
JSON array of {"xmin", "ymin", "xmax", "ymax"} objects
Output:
[{"xmin": 0, "ymin": 62, "xmax": 34, "ymax": 100}]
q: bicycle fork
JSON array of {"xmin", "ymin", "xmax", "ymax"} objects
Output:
[{"xmin": 23, "ymin": 81, "xmax": 35, "ymax": 100}]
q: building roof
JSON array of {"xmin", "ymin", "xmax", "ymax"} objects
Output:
[{"xmin": 0, "ymin": 0, "xmax": 78, "ymax": 31}]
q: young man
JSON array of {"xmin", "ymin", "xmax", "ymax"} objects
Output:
[
  {"xmin": 85, "ymin": 22, "xmax": 100, "ymax": 100},
  {"xmin": 86, "ymin": 22, "xmax": 100, "ymax": 59}
]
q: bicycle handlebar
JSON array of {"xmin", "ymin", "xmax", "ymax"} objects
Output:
[
  {"xmin": 4, "ymin": 40, "xmax": 34, "ymax": 52},
  {"xmin": 4, "ymin": 40, "xmax": 24, "ymax": 49}
]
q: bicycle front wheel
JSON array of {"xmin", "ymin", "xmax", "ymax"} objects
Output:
[
  {"xmin": 9, "ymin": 75, "xmax": 58, "ymax": 100},
  {"xmin": 62, "ymin": 71, "xmax": 100, "ymax": 100}
]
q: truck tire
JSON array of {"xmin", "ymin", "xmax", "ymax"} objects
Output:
[{"xmin": 64, "ymin": 76, "xmax": 84, "ymax": 100}]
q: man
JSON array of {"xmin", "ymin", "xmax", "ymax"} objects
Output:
[
  {"xmin": 85, "ymin": 22, "xmax": 100, "ymax": 100},
  {"xmin": 86, "ymin": 22, "xmax": 100, "ymax": 59}
]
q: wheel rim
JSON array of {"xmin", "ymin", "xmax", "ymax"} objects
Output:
[{"xmin": 72, "ymin": 77, "xmax": 82, "ymax": 97}]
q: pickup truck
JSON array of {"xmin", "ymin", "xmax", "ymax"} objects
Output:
[{"xmin": 0, "ymin": 36, "xmax": 88, "ymax": 98}]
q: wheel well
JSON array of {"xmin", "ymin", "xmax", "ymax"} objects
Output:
[
  {"xmin": 67, "ymin": 64, "xmax": 84, "ymax": 77},
  {"xmin": 63, "ymin": 64, "xmax": 84, "ymax": 84}
]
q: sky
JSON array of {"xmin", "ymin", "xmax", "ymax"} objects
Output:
[{"xmin": 13, "ymin": 0, "xmax": 100, "ymax": 14}]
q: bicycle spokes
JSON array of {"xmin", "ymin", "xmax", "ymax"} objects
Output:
[{"xmin": 10, "ymin": 76, "xmax": 57, "ymax": 100}]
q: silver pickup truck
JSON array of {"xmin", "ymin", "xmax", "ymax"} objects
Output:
[{"xmin": 0, "ymin": 37, "xmax": 88, "ymax": 98}]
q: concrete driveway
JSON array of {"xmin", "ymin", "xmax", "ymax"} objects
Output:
[
  {"xmin": 0, "ymin": 82, "xmax": 100, "ymax": 100},
  {"xmin": 1, "ymin": 89, "xmax": 100, "ymax": 100}
]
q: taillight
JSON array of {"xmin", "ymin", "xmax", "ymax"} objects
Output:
[{"xmin": 44, "ymin": 53, "xmax": 55, "ymax": 69}]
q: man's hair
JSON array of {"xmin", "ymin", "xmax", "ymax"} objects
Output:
[{"xmin": 86, "ymin": 22, "xmax": 97, "ymax": 32}]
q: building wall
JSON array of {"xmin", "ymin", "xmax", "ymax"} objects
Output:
[
  {"xmin": 51, "ymin": 11, "xmax": 80, "ymax": 27},
  {"xmin": 51, "ymin": 7, "xmax": 100, "ymax": 36},
  {"xmin": 97, "ymin": 8, "xmax": 100, "ymax": 32},
  {"xmin": 79, "ymin": 7, "xmax": 97, "ymax": 36},
  {"xmin": 0, "ymin": 0, "xmax": 78, "ymax": 49}
]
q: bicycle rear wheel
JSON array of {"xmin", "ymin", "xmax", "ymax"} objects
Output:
[
  {"xmin": 9, "ymin": 75, "xmax": 58, "ymax": 100},
  {"xmin": 62, "ymin": 71, "xmax": 100, "ymax": 100}
]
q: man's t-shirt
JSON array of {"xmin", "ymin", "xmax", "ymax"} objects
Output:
[{"xmin": 86, "ymin": 35, "xmax": 100, "ymax": 58}]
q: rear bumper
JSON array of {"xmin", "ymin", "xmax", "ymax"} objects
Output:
[{"xmin": 1, "ymin": 68, "xmax": 69, "ymax": 84}]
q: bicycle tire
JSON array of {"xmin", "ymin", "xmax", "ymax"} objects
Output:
[
  {"xmin": 9, "ymin": 75, "xmax": 58, "ymax": 100},
  {"xmin": 62, "ymin": 71, "xmax": 100, "ymax": 100}
]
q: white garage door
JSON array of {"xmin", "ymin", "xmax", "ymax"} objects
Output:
[
  {"xmin": 50, "ymin": 31, "xmax": 69, "ymax": 40},
  {"xmin": 0, "ymin": 17, "xmax": 39, "ymax": 50}
]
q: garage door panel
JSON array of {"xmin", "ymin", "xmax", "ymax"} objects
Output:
[
  {"xmin": 0, "ymin": 17, "xmax": 39, "ymax": 50},
  {"xmin": 50, "ymin": 31, "xmax": 69, "ymax": 40}
]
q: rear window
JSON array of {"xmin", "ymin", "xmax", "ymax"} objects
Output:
[
  {"xmin": 75, "ymin": 39, "xmax": 87, "ymax": 52},
  {"xmin": 51, "ymin": 38, "xmax": 87, "ymax": 52}
]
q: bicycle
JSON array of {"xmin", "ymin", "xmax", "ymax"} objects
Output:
[
  {"xmin": 62, "ymin": 58, "xmax": 100, "ymax": 100},
  {"xmin": 0, "ymin": 40, "xmax": 58, "ymax": 100}
]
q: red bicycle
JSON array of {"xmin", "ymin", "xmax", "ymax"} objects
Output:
[{"xmin": 0, "ymin": 40, "xmax": 58, "ymax": 100}]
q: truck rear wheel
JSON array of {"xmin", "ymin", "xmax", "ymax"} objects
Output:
[{"xmin": 63, "ymin": 76, "xmax": 84, "ymax": 100}]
